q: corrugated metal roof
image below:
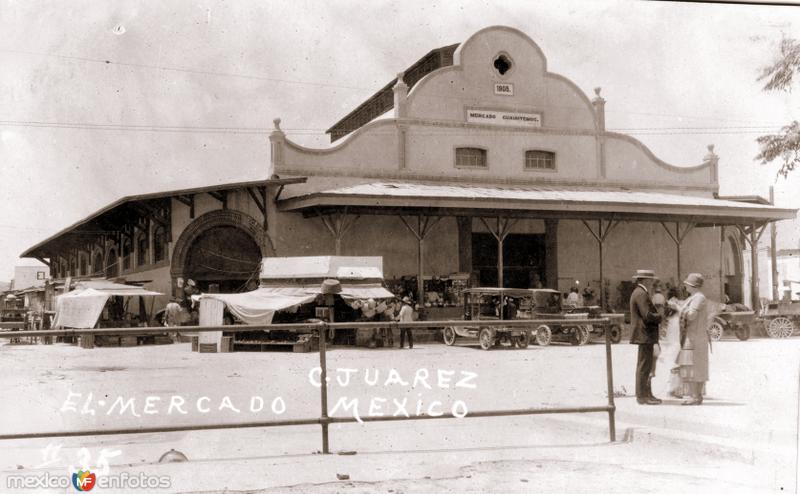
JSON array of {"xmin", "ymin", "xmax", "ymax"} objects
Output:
[
  {"xmin": 300, "ymin": 182, "xmax": 774, "ymax": 209},
  {"xmin": 278, "ymin": 181, "xmax": 797, "ymax": 223}
]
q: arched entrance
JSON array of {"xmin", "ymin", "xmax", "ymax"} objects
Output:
[
  {"xmin": 171, "ymin": 210, "xmax": 267, "ymax": 294},
  {"xmin": 184, "ymin": 226, "xmax": 262, "ymax": 292}
]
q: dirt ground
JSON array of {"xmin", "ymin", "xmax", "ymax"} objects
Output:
[{"xmin": 0, "ymin": 334, "xmax": 797, "ymax": 493}]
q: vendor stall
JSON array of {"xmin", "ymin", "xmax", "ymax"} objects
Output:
[
  {"xmin": 198, "ymin": 256, "xmax": 396, "ymax": 352},
  {"xmin": 52, "ymin": 280, "xmax": 163, "ymax": 347}
]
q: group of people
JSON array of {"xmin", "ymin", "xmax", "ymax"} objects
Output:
[
  {"xmin": 630, "ymin": 269, "xmax": 711, "ymax": 406},
  {"xmin": 565, "ymin": 286, "xmax": 596, "ymax": 308}
]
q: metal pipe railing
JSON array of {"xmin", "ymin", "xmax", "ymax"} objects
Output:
[
  {"xmin": 0, "ymin": 317, "xmax": 610, "ymax": 338},
  {"xmin": 0, "ymin": 318, "xmax": 617, "ymax": 449}
]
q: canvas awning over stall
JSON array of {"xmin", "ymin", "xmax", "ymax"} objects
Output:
[
  {"xmin": 200, "ymin": 256, "xmax": 395, "ymax": 325},
  {"xmin": 53, "ymin": 281, "xmax": 162, "ymax": 329}
]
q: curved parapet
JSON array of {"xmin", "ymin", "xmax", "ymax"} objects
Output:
[
  {"xmin": 604, "ymin": 132, "xmax": 718, "ymax": 188},
  {"xmin": 406, "ymin": 26, "xmax": 597, "ymax": 131},
  {"xmin": 276, "ymin": 119, "xmax": 400, "ymax": 175}
]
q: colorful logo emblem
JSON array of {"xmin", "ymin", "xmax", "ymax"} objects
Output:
[{"xmin": 72, "ymin": 470, "xmax": 96, "ymax": 491}]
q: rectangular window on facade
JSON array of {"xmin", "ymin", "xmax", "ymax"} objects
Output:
[
  {"xmin": 525, "ymin": 150, "xmax": 556, "ymax": 171},
  {"xmin": 36, "ymin": 271, "xmax": 45, "ymax": 280},
  {"xmin": 455, "ymin": 147, "xmax": 487, "ymax": 168}
]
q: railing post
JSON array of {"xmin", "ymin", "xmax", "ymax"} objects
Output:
[
  {"xmin": 319, "ymin": 322, "xmax": 330, "ymax": 454},
  {"xmin": 604, "ymin": 321, "xmax": 616, "ymax": 442}
]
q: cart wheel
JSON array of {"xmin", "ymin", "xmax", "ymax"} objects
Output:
[
  {"xmin": 578, "ymin": 326, "xmax": 590, "ymax": 346},
  {"xmin": 443, "ymin": 327, "xmax": 456, "ymax": 346},
  {"xmin": 767, "ymin": 317, "xmax": 794, "ymax": 338},
  {"xmin": 708, "ymin": 321, "xmax": 724, "ymax": 342},
  {"xmin": 517, "ymin": 331, "xmax": 530, "ymax": 349},
  {"xmin": 535, "ymin": 325, "xmax": 552, "ymax": 346},
  {"xmin": 734, "ymin": 324, "xmax": 751, "ymax": 341},
  {"xmin": 570, "ymin": 326, "xmax": 589, "ymax": 346},
  {"xmin": 479, "ymin": 328, "xmax": 494, "ymax": 350},
  {"xmin": 608, "ymin": 324, "xmax": 622, "ymax": 344}
]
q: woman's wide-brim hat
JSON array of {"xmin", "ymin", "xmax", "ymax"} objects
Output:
[
  {"xmin": 632, "ymin": 269, "xmax": 657, "ymax": 280},
  {"xmin": 402, "ymin": 296, "xmax": 412, "ymax": 304},
  {"xmin": 683, "ymin": 273, "xmax": 704, "ymax": 288}
]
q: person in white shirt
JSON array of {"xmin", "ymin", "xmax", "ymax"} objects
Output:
[
  {"xmin": 565, "ymin": 287, "xmax": 581, "ymax": 307},
  {"xmin": 396, "ymin": 296, "xmax": 415, "ymax": 349}
]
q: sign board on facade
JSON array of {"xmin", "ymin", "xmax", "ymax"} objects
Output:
[
  {"xmin": 494, "ymin": 83, "xmax": 514, "ymax": 96},
  {"xmin": 466, "ymin": 108, "xmax": 542, "ymax": 127}
]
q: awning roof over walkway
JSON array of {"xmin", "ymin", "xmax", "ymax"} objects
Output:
[{"xmin": 279, "ymin": 182, "xmax": 796, "ymax": 225}]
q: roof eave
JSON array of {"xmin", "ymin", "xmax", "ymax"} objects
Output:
[
  {"xmin": 21, "ymin": 176, "xmax": 308, "ymax": 258},
  {"xmin": 277, "ymin": 193, "xmax": 797, "ymax": 224}
]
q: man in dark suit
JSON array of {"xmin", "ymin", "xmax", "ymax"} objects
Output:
[{"xmin": 629, "ymin": 269, "xmax": 663, "ymax": 405}]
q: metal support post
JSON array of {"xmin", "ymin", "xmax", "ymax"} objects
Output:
[
  {"xmin": 604, "ymin": 320, "xmax": 616, "ymax": 442},
  {"xmin": 319, "ymin": 322, "xmax": 330, "ymax": 454}
]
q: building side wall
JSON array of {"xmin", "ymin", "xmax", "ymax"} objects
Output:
[
  {"xmin": 13, "ymin": 266, "xmax": 49, "ymax": 290},
  {"xmin": 557, "ymin": 220, "xmax": 723, "ymax": 306},
  {"xmin": 403, "ymin": 127, "xmax": 598, "ymax": 182},
  {"xmin": 269, "ymin": 213, "xmax": 461, "ymax": 279}
]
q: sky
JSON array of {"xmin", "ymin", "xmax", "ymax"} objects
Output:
[{"xmin": 0, "ymin": 0, "xmax": 799, "ymax": 281}]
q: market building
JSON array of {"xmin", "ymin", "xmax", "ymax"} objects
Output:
[{"xmin": 20, "ymin": 25, "xmax": 796, "ymax": 320}]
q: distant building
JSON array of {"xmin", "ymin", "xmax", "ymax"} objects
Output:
[
  {"xmin": 11, "ymin": 265, "xmax": 49, "ymax": 291},
  {"xmin": 744, "ymin": 244, "xmax": 800, "ymax": 303}
]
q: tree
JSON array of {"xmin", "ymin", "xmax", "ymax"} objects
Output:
[{"xmin": 756, "ymin": 38, "xmax": 800, "ymax": 178}]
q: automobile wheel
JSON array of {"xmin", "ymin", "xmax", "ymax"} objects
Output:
[
  {"xmin": 443, "ymin": 327, "xmax": 456, "ymax": 346},
  {"xmin": 608, "ymin": 324, "xmax": 622, "ymax": 344},
  {"xmin": 734, "ymin": 324, "xmax": 750, "ymax": 341},
  {"xmin": 479, "ymin": 328, "xmax": 494, "ymax": 350},
  {"xmin": 767, "ymin": 317, "xmax": 794, "ymax": 338},
  {"xmin": 517, "ymin": 331, "xmax": 530, "ymax": 349},
  {"xmin": 535, "ymin": 325, "xmax": 552, "ymax": 346},
  {"xmin": 708, "ymin": 321, "xmax": 724, "ymax": 342}
]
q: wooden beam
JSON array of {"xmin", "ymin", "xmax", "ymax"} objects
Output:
[
  {"xmin": 34, "ymin": 256, "xmax": 51, "ymax": 268},
  {"xmin": 208, "ymin": 190, "xmax": 228, "ymax": 209},
  {"xmin": 174, "ymin": 195, "xmax": 191, "ymax": 207},
  {"xmin": 581, "ymin": 218, "xmax": 620, "ymax": 308},
  {"xmin": 397, "ymin": 214, "xmax": 442, "ymax": 300},
  {"xmin": 131, "ymin": 203, "xmax": 169, "ymax": 228},
  {"xmin": 247, "ymin": 187, "xmax": 266, "ymax": 216}
]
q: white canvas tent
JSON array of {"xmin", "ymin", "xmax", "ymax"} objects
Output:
[
  {"xmin": 199, "ymin": 256, "xmax": 395, "ymax": 325},
  {"xmin": 52, "ymin": 280, "xmax": 162, "ymax": 329}
]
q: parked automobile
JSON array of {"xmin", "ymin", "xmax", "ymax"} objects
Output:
[
  {"xmin": 442, "ymin": 287, "xmax": 607, "ymax": 349},
  {"xmin": 442, "ymin": 287, "xmax": 533, "ymax": 350}
]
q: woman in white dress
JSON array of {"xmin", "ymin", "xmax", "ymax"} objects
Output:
[{"xmin": 654, "ymin": 290, "xmax": 684, "ymax": 398}]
